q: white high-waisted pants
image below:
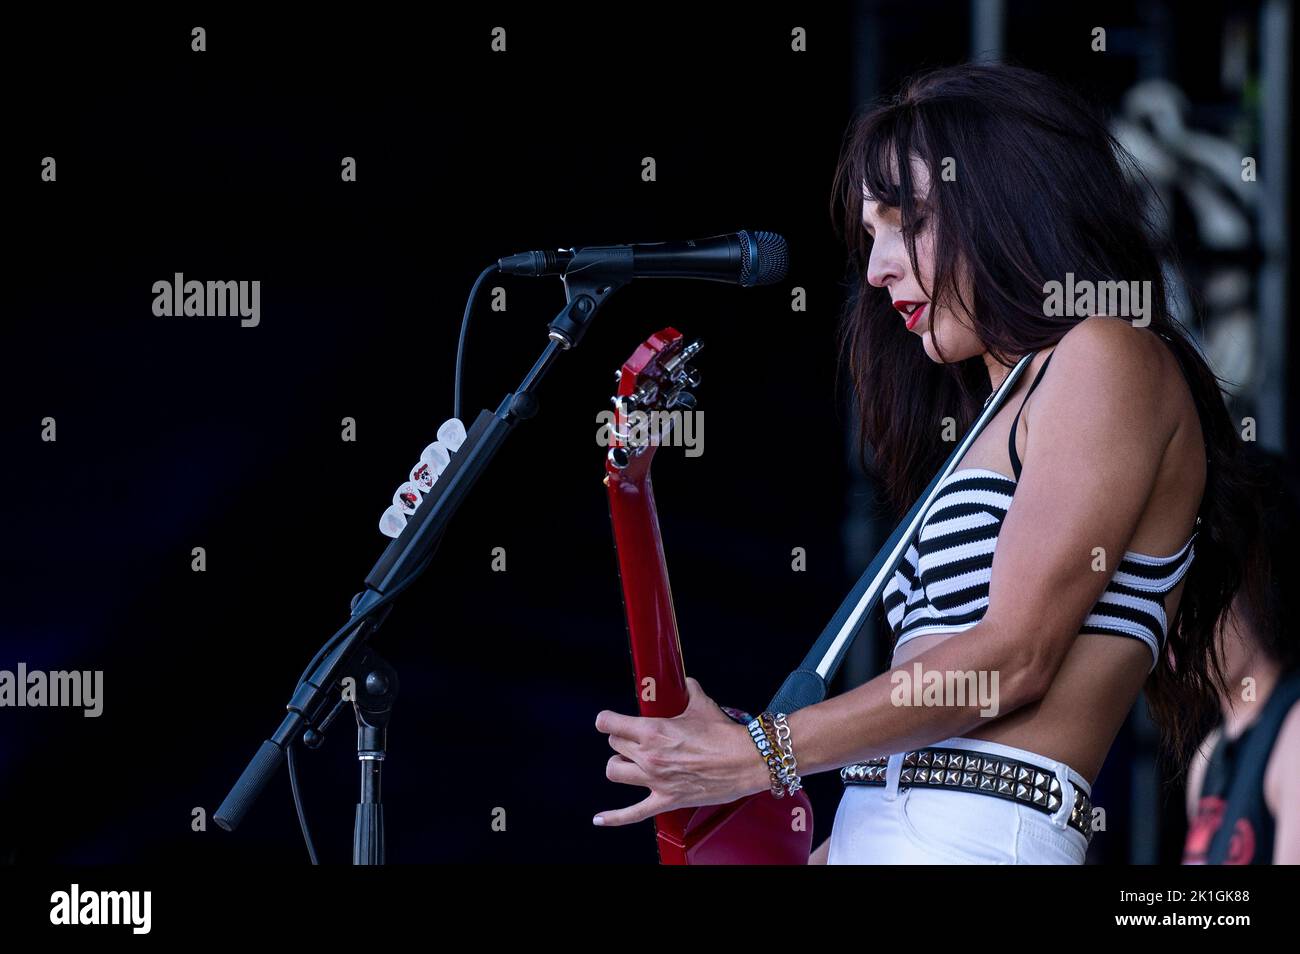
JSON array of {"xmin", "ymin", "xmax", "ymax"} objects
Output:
[{"xmin": 826, "ymin": 736, "xmax": 1092, "ymax": 864}]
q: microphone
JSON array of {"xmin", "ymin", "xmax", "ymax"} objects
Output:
[{"xmin": 497, "ymin": 230, "xmax": 789, "ymax": 287}]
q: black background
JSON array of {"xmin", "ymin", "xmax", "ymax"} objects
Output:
[
  {"xmin": 3, "ymin": 7, "xmax": 857, "ymax": 863},
  {"xmin": 3, "ymin": 3, "xmax": 1290, "ymax": 865}
]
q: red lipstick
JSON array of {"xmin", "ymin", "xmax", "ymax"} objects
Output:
[{"xmin": 893, "ymin": 300, "xmax": 928, "ymax": 331}]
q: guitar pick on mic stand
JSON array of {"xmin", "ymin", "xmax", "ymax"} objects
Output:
[{"xmin": 210, "ymin": 249, "xmax": 659, "ymax": 863}]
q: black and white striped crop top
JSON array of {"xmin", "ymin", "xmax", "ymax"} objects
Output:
[{"xmin": 882, "ymin": 353, "xmax": 1199, "ymax": 674}]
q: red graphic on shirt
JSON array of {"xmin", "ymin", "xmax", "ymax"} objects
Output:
[
  {"xmin": 1183, "ymin": 796, "xmax": 1224, "ymax": 864},
  {"xmin": 1183, "ymin": 796, "xmax": 1257, "ymax": 864}
]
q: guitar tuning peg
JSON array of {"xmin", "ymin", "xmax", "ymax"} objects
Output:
[
  {"xmin": 684, "ymin": 366, "xmax": 702, "ymax": 388},
  {"xmin": 667, "ymin": 390, "xmax": 697, "ymax": 411},
  {"xmin": 379, "ymin": 504, "xmax": 408, "ymax": 539},
  {"xmin": 437, "ymin": 418, "xmax": 467, "ymax": 452},
  {"xmin": 393, "ymin": 481, "xmax": 423, "ymax": 515}
]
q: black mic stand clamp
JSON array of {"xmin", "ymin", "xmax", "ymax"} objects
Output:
[{"xmin": 547, "ymin": 248, "xmax": 634, "ymax": 349}]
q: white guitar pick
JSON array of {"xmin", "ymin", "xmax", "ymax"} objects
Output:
[
  {"xmin": 379, "ymin": 505, "xmax": 408, "ymax": 539},
  {"xmin": 409, "ymin": 459, "xmax": 438, "ymax": 493},
  {"xmin": 393, "ymin": 482, "xmax": 423, "ymax": 515},
  {"xmin": 437, "ymin": 418, "xmax": 467, "ymax": 452},
  {"xmin": 420, "ymin": 440, "xmax": 451, "ymax": 476}
]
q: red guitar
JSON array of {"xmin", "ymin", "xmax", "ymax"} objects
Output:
[{"xmin": 602, "ymin": 327, "xmax": 814, "ymax": 864}]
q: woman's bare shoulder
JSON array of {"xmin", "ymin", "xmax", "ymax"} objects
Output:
[
  {"xmin": 1034, "ymin": 316, "xmax": 1182, "ymax": 439},
  {"xmin": 1054, "ymin": 317, "xmax": 1178, "ymax": 385}
]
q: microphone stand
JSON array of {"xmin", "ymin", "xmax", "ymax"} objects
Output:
[
  {"xmin": 349, "ymin": 646, "xmax": 396, "ymax": 865},
  {"xmin": 212, "ymin": 252, "xmax": 634, "ymax": 862}
]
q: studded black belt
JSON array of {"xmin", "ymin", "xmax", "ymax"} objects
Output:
[{"xmin": 840, "ymin": 746, "xmax": 1094, "ymax": 845}]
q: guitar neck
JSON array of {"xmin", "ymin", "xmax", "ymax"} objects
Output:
[{"xmin": 605, "ymin": 470, "xmax": 690, "ymax": 718}]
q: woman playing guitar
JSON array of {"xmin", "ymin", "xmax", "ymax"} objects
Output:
[{"xmin": 594, "ymin": 63, "xmax": 1272, "ymax": 864}]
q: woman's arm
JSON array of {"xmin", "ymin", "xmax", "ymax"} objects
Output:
[
  {"xmin": 786, "ymin": 617, "xmax": 1050, "ymax": 774},
  {"xmin": 787, "ymin": 318, "xmax": 1178, "ymax": 774},
  {"xmin": 1267, "ymin": 701, "xmax": 1300, "ymax": 864}
]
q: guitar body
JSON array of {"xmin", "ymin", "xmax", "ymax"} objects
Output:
[{"xmin": 603, "ymin": 328, "xmax": 813, "ymax": 865}]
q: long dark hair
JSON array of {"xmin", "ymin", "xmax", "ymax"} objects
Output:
[
  {"xmin": 829, "ymin": 63, "xmax": 1271, "ymax": 774},
  {"xmin": 1231, "ymin": 448, "xmax": 1300, "ymax": 677}
]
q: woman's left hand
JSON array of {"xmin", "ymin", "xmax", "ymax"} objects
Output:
[{"xmin": 592, "ymin": 677, "xmax": 772, "ymax": 827}]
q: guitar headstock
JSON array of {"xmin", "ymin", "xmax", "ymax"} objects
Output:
[{"xmin": 604, "ymin": 327, "xmax": 703, "ymax": 480}]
